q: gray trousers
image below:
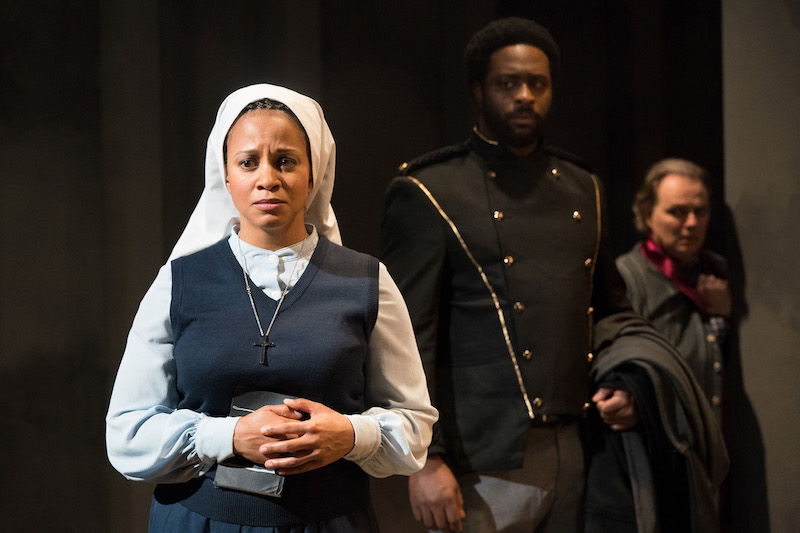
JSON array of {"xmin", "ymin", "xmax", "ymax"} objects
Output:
[{"xmin": 448, "ymin": 421, "xmax": 585, "ymax": 533}]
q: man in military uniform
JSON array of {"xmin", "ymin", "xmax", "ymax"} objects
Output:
[{"xmin": 381, "ymin": 17, "xmax": 727, "ymax": 533}]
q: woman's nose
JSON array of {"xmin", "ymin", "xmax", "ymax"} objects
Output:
[{"xmin": 256, "ymin": 167, "xmax": 280, "ymax": 189}]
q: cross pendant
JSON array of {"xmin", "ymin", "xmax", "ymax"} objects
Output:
[{"xmin": 254, "ymin": 334, "xmax": 275, "ymax": 366}]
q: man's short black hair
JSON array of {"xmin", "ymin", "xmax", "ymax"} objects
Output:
[{"xmin": 464, "ymin": 17, "xmax": 561, "ymax": 86}]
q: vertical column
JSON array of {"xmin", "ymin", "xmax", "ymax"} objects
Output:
[{"xmin": 722, "ymin": 0, "xmax": 800, "ymax": 530}]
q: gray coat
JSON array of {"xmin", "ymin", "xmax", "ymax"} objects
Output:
[
  {"xmin": 616, "ymin": 245, "xmax": 726, "ymax": 421},
  {"xmin": 591, "ymin": 325, "xmax": 729, "ymax": 533}
]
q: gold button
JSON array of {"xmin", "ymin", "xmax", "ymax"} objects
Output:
[
  {"xmin": 584, "ymin": 258, "xmax": 593, "ymax": 267},
  {"xmin": 712, "ymin": 396, "xmax": 721, "ymax": 406},
  {"xmin": 493, "ymin": 210, "xmax": 505, "ymax": 220},
  {"xmin": 487, "ymin": 170, "xmax": 497, "ymax": 179},
  {"xmin": 707, "ymin": 334, "xmax": 717, "ymax": 343},
  {"xmin": 398, "ymin": 162, "xmax": 408, "ymax": 171},
  {"xmin": 533, "ymin": 397, "xmax": 543, "ymax": 408},
  {"xmin": 572, "ymin": 210, "xmax": 582, "ymax": 221},
  {"xmin": 523, "ymin": 349, "xmax": 533, "ymax": 360},
  {"xmin": 713, "ymin": 361, "xmax": 722, "ymax": 373},
  {"xmin": 513, "ymin": 301, "xmax": 525, "ymax": 313},
  {"xmin": 587, "ymin": 306, "xmax": 594, "ymax": 316},
  {"xmin": 503, "ymin": 256, "xmax": 515, "ymax": 266},
  {"xmin": 551, "ymin": 168, "xmax": 560, "ymax": 178},
  {"xmin": 587, "ymin": 352, "xmax": 594, "ymax": 362},
  {"xmin": 583, "ymin": 402, "xmax": 591, "ymax": 411}
]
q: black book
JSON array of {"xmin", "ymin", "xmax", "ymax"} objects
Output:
[{"xmin": 213, "ymin": 388, "xmax": 295, "ymax": 497}]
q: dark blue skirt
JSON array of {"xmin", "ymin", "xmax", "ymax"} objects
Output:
[{"xmin": 149, "ymin": 497, "xmax": 379, "ymax": 532}]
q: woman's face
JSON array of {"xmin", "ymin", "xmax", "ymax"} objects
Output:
[
  {"xmin": 225, "ymin": 109, "xmax": 312, "ymax": 249},
  {"xmin": 646, "ymin": 173, "xmax": 710, "ymax": 263}
]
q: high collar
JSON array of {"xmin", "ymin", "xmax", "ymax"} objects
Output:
[{"xmin": 469, "ymin": 126, "xmax": 546, "ymax": 166}]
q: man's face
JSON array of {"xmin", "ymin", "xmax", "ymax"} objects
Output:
[
  {"xmin": 474, "ymin": 44, "xmax": 553, "ymax": 152},
  {"xmin": 646, "ymin": 174, "xmax": 710, "ymax": 263}
]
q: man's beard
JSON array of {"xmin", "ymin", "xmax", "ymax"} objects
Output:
[{"xmin": 482, "ymin": 102, "xmax": 546, "ymax": 148}]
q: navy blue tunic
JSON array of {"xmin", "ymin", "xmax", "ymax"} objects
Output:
[{"xmin": 152, "ymin": 237, "xmax": 380, "ymax": 529}]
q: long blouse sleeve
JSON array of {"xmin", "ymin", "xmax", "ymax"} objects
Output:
[
  {"xmin": 106, "ymin": 244, "xmax": 436, "ymax": 483},
  {"xmin": 105, "ymin": 263, "xmax": 238, "ymax": 483},
  {"xmin": 343, "ymin": 264, "xmax": 438, "ymax": 477}
]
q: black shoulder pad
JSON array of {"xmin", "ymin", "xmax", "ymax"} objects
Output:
[
  {"xmin": 397, "ymin": 141, "xmax": 470, "ymax": 175},
  {"xmin": 544, "ymin": 144, "xmax": 594, "ymax": 173}
]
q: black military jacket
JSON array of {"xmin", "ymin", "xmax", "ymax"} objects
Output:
[{"xmin": 381, "ymin": 132, "xmax": 634, "ymax": 472}]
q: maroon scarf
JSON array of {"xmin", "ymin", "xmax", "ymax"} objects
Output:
[{"xmin": 639, "ymin": 236, "xmax": 726, "ymax": 317}]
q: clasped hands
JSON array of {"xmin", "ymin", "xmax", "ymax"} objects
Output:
[{"xmin": 232, "ymin": 398, "xmax": 354, "ymax": 475}]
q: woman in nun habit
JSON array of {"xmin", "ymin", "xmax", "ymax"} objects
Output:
[{"xmin": 106, "ymin": 84, "xmax": 437, "ymax": 532}]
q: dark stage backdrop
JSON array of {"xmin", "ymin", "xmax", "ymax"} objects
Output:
[
  {"xmin": 2, "ymin": 1, "xmax": 743, "ymax": 532},
  {"xmin": 155, "ymin": 0, "xmax": 725, "ymax": 261}
]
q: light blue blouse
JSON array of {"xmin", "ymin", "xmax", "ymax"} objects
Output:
[{"xmin": 106, "ymin": 226, "xmax": 437, "ymax": 483}]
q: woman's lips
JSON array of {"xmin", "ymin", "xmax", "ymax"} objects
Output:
[{"xmin": 253, "ymin": 199, "xmax": 283, "ymax": 211}]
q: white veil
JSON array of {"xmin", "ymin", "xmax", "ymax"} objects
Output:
[{"xmin": 168, "ymin": 84, "xmax": 341, "ymax": 261}]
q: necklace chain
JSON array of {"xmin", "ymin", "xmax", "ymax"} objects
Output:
[{"xmin": 237, "ymin": 233, "xmax": 308, "ymax": 361}]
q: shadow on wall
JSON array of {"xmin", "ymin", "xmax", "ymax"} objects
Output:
[{"xmin": 721, "ymin": 204, "xmax": 770, "ymax": 532}]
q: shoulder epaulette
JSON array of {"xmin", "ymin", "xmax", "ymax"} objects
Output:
[
  {"xmin": 544, "ymin": 144, "xmax": 594, "ymax": 173},
  {"xmin": 397, "ymin": 141, "xmax": 471, "ymax": 175}
]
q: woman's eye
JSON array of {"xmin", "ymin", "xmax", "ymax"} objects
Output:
[
  {"xmin": 278, "ymin": 157, "xmax": 296, "ymax": 170},
  {"xmin": 239, "ymin": 158, "xmax": 256, "ymax": 169}
]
